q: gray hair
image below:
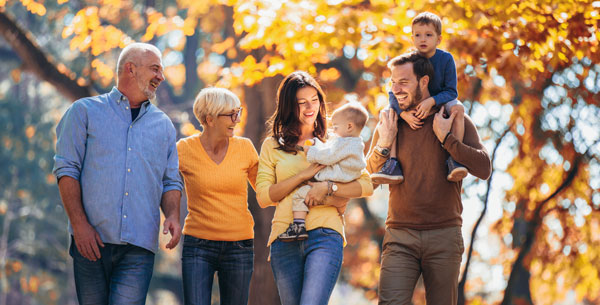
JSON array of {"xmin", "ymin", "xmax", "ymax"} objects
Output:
[
  {"xmin": 193, "ymin": 87, "xmax": 241, "ymax": 128},
  {"xmin": 116, "ymin": 43, "xmax": 162, "ymax": 78}
]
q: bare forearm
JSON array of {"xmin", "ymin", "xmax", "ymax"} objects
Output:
[
  {"xmin": 331, "ymin": 180, "xmax": 363, "ymax": 198},
  {"xmin": 268, "ymin": 174, "xmax": 307, "ymax": 203},
  {"xmin": 57, "ymin": 176, "xmax": 89, "ymax": 228},
  {"xmin": 160, "ymin": 190, "xmax": 181, "ymax": 219}
]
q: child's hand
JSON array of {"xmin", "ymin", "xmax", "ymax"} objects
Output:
[
  {"xmin": 399, "ymin": 110, "xmax": 423, "ymax": 130},
  {"xmin": 415, "ymin": 97, "xmax": 436, "ymax": 119}
]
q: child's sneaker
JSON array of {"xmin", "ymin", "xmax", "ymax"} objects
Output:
[
  {"xmin": 296, "ymin": 223, "xmax": 308, "ymax": 241},
  {"xmin": 278, "ymin": 223, "xmax": 299, "ymax": 242},
  {"xmin": 446, "ymin": 157, "xmax": 468, "ymax": 182},
  {"xmin": 371, "ymin": 158, "xmax": 404, "ymax": 185}
]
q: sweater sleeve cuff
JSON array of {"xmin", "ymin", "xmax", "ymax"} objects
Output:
[{"xmin": 442, "ymin": 134, "xmax": 458, "ymax": 154}]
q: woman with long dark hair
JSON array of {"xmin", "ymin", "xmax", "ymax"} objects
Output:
[{"xmin": 256, "ymin": 71, "xmax": 373, "ymax": 305}]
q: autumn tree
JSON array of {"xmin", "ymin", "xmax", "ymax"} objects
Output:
[{"xmin": 1, "ymin": 0, "xmax": 599, "ymax": 304}]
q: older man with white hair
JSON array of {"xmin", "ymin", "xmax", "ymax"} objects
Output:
[{"xmin": 53, "ymin": 42, "xmax": 183, "ymax": 305}]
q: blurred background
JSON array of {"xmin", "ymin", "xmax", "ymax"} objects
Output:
[{"xmin": 1, "ymin": 0, "xmax": 599, "ymax": 304}]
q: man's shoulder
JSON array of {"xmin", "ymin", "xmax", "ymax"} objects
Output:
[{"xmin": 72, "ymin": 92, "xmax": 111, "ymax": 108}]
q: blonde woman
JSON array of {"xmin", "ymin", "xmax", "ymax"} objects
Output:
[{"xmin": 177, "ymin": 88, "xmax": 258, "ymax": 305}]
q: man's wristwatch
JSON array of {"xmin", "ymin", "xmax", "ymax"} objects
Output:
[
  {"xmin": 327, "ymin": 181, "xmax": 338, "ymax": 196},
  {"xmin": 374, "ymin": 145, "xmax": 390, "ymax": 157}
]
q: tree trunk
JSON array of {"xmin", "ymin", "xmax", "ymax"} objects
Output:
[
  {"xmin": 500, "ymin": 156, "xmax": 581, "ymax": 305},
  {"xmin": 244, "ymin": 76, "xmax": 282, "ymax": 305}
]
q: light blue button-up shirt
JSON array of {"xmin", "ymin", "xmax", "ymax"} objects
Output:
[{"xmin": 53, "ymin": 87, "xmax": 183, "ymax": 253}]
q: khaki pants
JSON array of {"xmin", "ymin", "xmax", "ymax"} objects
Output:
[{"xmin": 378, "ymin": 226, "xmax": 464, "ymax": 305}]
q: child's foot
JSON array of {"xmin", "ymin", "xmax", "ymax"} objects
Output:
[
  {"xmin": 446, "ymin": 157, "xmax": 468, "ymax": 182},
  {"xmin": 296, "ymin": 222, "xmax": 308, "ymax": 241},
  {"xmin": 278, "ymin": 223, "xmax": 299, "ymax": 242},
  {"xmin": 371, "ymin": 158, "xmax": 404, "ymax": 185}
]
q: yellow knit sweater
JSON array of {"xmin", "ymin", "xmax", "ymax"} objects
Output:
[
  {"xmin": 177, "ymin": 134, "xmax": 258, "ymax": 241},
  {"xmin": 256, "ymin": 137, "xmax": 373, "ymax": 246}
]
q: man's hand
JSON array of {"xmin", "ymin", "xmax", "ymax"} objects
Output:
[
  {"xmin": 399, "ymin": 110, "xmax": 423, "ymax": 130},
  {"xmin": 72, "ymin": 222, "xmax": 104, "ymax": 261},
  {"xmin": 376, "ymin": 109, "xmax": 398, "ymax": 148},
  {"xmin": 415, "ymin": 97, "xmax": 436, "ymax": 119},
  {"xmin": 163, "ymin": 215, "xmax": 181, "ymax": 249},
  {"xmin": 305, "ymin": 181, "xmax": 328, "ymax": 206},
  {"xmin": 433, "ymin": 107, "xmax": 456, "ymax": 143}
]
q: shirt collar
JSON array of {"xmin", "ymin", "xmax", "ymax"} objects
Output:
[{"xmin": 109, "ymin": 87, "xmax": 151, "ymax": 108}]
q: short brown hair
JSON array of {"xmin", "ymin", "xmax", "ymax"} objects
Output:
[
  {"xmin": 387, "ymin": 51, "xmax": 434, "ymax": 84},
  {"xmin": 412, "ymin": 12, "xmax": 442, "ymax": 36},
  {"xmin": 333, "ymin": 102, "xmax": 369, "ymax": 130}
]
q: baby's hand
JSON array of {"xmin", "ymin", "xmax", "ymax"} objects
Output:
[
  {"xmin": 399, "ymin": 111, "xmax": 423, "ymax": 130},
  {"xmin": 415, "ymin": 98, "xmax": 435, "ymax": 119}
]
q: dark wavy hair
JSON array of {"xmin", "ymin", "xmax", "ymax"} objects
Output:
[{"xmin": 266, "ymin": 71, "xmax": 327, "ymax": 153}]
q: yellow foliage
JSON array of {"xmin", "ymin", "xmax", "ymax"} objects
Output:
[
  {"xmin": 10, "ymin": 69, "xmax": 21, "ymax": 83},
  {"xmin": 25, "ymin": 126, "xmax": 35, "ymax": 139},
  {"xmin": 212, "ymin": 37, "xmax": 235, "ymax": 54},
  {"xmin": 319, "ymin": 67, "xmax": 340, "ymax": 82},
  {"xmin": 91, "ymin": 59, "xmax": 114, "ymax": 85},
  {"xmin": 180, "ymin": 123, "xmax": 200, "ymax": 136},
  {"xmin": 164, "ymin": 64, "xmax": 186, "ymax": 91}
]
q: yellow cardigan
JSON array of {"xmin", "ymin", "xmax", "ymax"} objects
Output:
[
  {"xmin": 178, "ymin": 134, "xmax": 258, "ymax": 241},
  {"xmin": 256, "ymin": 137, "xmax": 373, "ymax": 246}
]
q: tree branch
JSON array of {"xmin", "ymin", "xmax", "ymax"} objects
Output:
[
  {"xmin": 500, "ymin": 153, "xmax": 582, "ymax": 305},
  {"xmin": 458, "ymin": 125, "xmax": 512, "ymax": 305},
  {"xmin": 0, "ymin": 12, "xmax": 93, "ymax": 101}
]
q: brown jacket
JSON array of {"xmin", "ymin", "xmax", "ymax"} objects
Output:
[{"xmin": 367, "ymin": 113, "xmax": 491, "ymax": 229}]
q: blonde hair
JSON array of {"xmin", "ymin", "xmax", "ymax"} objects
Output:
[
  {"xmin": 193, "ymin": 87, "xmax": 241, "ymax": 127},
  {"xmin": 332, "ymin": 102, "xmax": 369, "ymax": 130}
]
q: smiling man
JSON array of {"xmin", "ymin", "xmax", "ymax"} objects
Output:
[
  {"xmin": 367, "ymin": 52, "xmax": 491, "ymax": 305},
  {"xmin": 53, "ymin": 43, "xmax": 183, "ymax": 305}
]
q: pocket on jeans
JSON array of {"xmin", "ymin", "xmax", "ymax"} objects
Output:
[
  {"xmin": 319, "ymin": 228, "xmax": 342, "ymax": 239},
  {"xmin": 235, "ymin": 239, "xmax": 254, "ymax": 250},
  {"xmin": 183, "ymin": 235, "xmax": 207, "ymax": 248}
]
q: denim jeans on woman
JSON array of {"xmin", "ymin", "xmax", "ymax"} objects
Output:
[
  {"xmin": 270, "ymin": 227, "xmax": 344, "ymax": 305},
  {"xmin": 181, "ymin": 235, "xmax": 254, "ymax": 305},
  {"xmin": 69, "ymin": 236, "xmax": 155, "ymax": 305}
]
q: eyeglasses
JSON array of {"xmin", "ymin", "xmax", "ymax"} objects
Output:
[{"xmin": 217, "ymin": 107, "xmax": 243, "ymax": 122}]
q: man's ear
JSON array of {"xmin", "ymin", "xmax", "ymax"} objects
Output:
[
  {"xmin": 127, "ymin": 62, "xmax": 135, "ymax": 75},
  {"xmin": 419, "ymin": 75, "xmax": 430, "ymax": 91}
]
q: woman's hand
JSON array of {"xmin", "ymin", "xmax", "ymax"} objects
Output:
[
  {"xmin": 305, "ymin": 181, "xmax": 328, "ymax": 206},
  {"xmin": 299, "ymin": 164, "xmax": 325, "ymax": 181}
]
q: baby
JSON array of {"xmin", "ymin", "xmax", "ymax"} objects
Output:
[{"xmin": 278, "ymin": 102, "xmax": 368, "ymax": 241}]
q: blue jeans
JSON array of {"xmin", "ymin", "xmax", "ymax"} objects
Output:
[
  {"xmin": 69, "ymin": 236, "xmax": 155, "ymax": 305},
  {"xmin": 270, "ymin": 228, "xmax": 344, "ymax": 305},
  {"xmin": 181, "ymin": 235, "xmax": 254, "ymax": 305}
]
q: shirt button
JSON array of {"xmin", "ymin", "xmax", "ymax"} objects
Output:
[
  {"xmin": 128, "ymin": 147, "xmax": 131, "ymax": 151},
  {"xmin": 123, "ymin": 215, "xmax": 127, "ymax": 218},
  {"xmin": 127, "ymin": 169, "xmax": 131, "ymax": 172},
  {"xmin": 125, "ymin": 192, "xmax": 129, "ymax": 196},
  {"xmin": 126, "ymin": 106, "xmax": 129, "ymax": 110},
  {"xmin": 130, "ymin": 125, "xmax": 132, "ymax": 128}
]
